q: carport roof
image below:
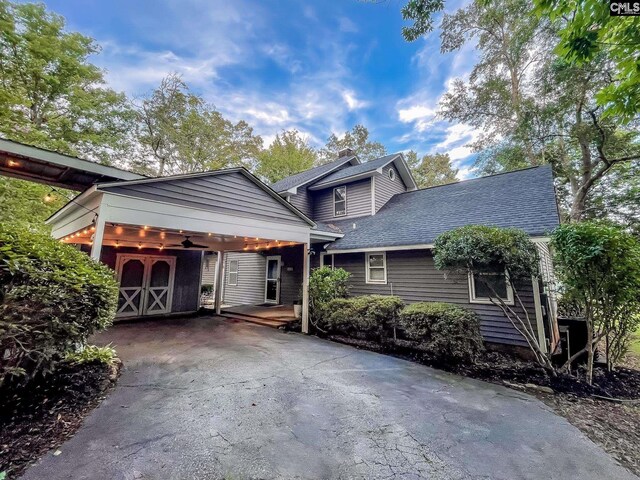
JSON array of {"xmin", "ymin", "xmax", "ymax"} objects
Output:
[{"xmin": 0, "ymin": 138, "xmax": 144, "ymax": 190}]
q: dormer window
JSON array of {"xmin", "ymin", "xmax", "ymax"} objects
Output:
[
  {"xmin": 334, "ymin": 186, "xmax": 347, "ymax": 217},
  {"xmin": 388, "ymin": 168, "xmax": 396, "ymax": 181}
]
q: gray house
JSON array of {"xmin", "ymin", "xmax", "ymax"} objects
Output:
[{"xmin": 42, "ymin": 141, "xmax": 560, "ymax": 353}]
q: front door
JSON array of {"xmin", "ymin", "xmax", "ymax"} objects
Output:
[
  {"xmin": 264, "ymin": 255, "xmax": 281, "ymax": 304},
  {"xmin": 115, "ymin": 254, "xmax": 176, "ymax": 318}
]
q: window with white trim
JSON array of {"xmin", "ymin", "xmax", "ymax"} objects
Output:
[
  {"xmin": 320, "ymin": 252, "xmax": 334, "ymax": 269},
  {"xmin": 333, "ymin": 186, "xmax": 347, "ymax": 217},
  {"xmin": 468, "ymin": 271, "xmax": 514, "ymax": 305},
  {"xmin": 228, "ymin": 259, "xmax": 239, "ymax": 286},
  {"xmin": 366, "ymin": 252, "xmax": 387, "ymax": 284},
  {"xmin": 388, "ymin": 168, "xmax": 396, "ymax": 181}
]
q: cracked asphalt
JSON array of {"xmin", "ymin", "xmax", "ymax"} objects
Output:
[{"xmin": 21, "ymin": 315, "xmax": 636, "ymax": 480}]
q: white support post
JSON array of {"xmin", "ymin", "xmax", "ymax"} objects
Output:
[
  {"xmin": 214, "ymin": 250, "xmax": 225, "ymax": 315},
  {"xmin": 90, "ymin": 214, "xmax": 106, "ymax": 261},
  {"xmin": 302, "ymin": 242, "xmax": 310, "ymax": 334}
]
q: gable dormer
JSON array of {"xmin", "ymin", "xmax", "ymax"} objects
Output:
[{"xmin": 307, "ymin": 153, "xmax": 417, "ymax": 222}]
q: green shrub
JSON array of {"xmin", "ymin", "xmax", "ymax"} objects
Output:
[
  {"xmin": 552, "ymin": 221, "xmax": 640, "ymax": 379},
  {"xmin": 321, "ymin": 295, "xmax": 404, "ymax": 341},
  {"xmin": 309, "ymin": 266, "xmax": 350, "ymax": 330},
  {"xmin": 65, "ymin": 344, "xmax": 117, "ymax": 365},
  {"xmin": 399, "ymin": 302, "xmax": 484, "ymax": 365},
  {"xmin": 0, "ymin": 223, "xmax": 119, "ymax": 387}
]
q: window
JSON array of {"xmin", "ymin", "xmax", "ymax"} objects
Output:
[
  {"xmin": 366, "ymin": 252, "xmax": 387, "ymax": 284},
  {"xmin": 468, "ymin": 271, "xmax": 514, "ymax": 304},
  {"xmin": 320, "ymin": 252, "xmax": 334, "ymax": 269},
  {"xmin": 334, "ymin": 186, "xmax": 347, "ymax": 217},
  {"xmin": 228, "ymin": 259, "xmax": 239, "ymax": 286},
  {"xmin": 388, "ymin": 168, "xmax": 396, "ymax": 181}
]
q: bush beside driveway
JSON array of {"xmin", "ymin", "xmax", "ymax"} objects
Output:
[{"xmin": 22, "ymin": 316, "xmax": 638, "ymax": 480}]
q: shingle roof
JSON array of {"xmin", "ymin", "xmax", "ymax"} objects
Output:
[
  {"xmin": 270, "ymin": 155, "xmax": 357, "ymax": 193},
  {"xmin": 326, "ymin": 165, "xmax": 560, "ymax": 251},
  {"xmin": 312, "ymin": 221, "xmax": 344, "ymax": 234},
  {"xmin": 310, "ymin": 154, "xmax": 400, "ymax": 188}
]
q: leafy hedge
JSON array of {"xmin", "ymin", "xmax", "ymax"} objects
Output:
[
  {"xmin": 309, "ymin": 266, "xmax": 350, "ymax": 329},
  {"xmin": 399, "ymin": 302, "xmax": 484, "ymax": 365},
  {"xmin": 321, "ymin": 295, "xmax": 404, "ymax": 341},
  {"xmin": 0, "ymin": 224, "xmax": 118, "ymax": 387}
]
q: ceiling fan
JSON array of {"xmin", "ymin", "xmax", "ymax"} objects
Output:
[{"xmin": 168, "ymin": 235, "xmax": 208, "ymax": 249}]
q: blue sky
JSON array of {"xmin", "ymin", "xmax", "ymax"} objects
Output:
[{"xmin": 42, "ymin": 0, "xmax": 479, "ymax": 177}]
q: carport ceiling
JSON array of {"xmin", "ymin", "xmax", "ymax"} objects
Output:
[{"xmin": 61, "ymin": 223, "xmax": 299, "ymax": 252}]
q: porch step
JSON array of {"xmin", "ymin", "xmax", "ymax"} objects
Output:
[{"xmin": 218, "ymin": 312, "xmax": 293, "ymax": 329}]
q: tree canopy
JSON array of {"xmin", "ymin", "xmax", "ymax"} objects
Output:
[
  {"xmin": 399, "ymin": 0, "xmax": 640, "ymax": 224},
  {"xmin": 0, "ymin": 0, "xmax": 135, "ymax": 164},
  {"xmin": 256, "ymin": 130, "xmax": 318, "ymax": 183},
  {"xmin": 133, "ymin": 74, "xmax": 263, "ymax": 176},
  {"xmin": 405, "ymin": 151, "xmax": 458, "ymax": 188},
  {"xmin": 319, "ymin": 124, "xmax": 387, "ymax": 163}
]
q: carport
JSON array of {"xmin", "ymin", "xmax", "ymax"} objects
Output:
[{"xmin": 45, "ymin": 168, "xmax": 315, "ymax": 332}]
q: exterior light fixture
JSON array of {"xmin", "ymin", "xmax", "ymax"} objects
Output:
[{"xmin": 44, "ymin": 189, "xmax": 55, "ymax": 203}]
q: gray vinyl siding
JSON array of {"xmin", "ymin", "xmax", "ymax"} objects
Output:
[
  {"xmin": 312, "ymin": 178, "xmax": 372, "ymax": 222},
  {"xmin": 334, "ymin": 249, "xmax": 536, "ymax": 347},
  {"xmin": 102, "ymin": 172, "xmax": 308, "ymax": 227},
  {"xmin": 201, "ymin": 253, "xmax": 217, "ymax": 285},
  {"xmin": 288, "ymin": 188, "xmax": 313, "ymax": 217},
  {"xmin": 100, "ymin": 246, "xmax": 201, "ymax": 314},
  {"xmin": 375, "ymin": 165, "xmax": 407, "ymax": 212},
  {"xmin": 223, "ymin": 252, "xmax": 266, "ymax": 306}
]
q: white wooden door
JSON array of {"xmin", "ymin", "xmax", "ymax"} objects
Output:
[
  {"xmin": 264, "ymin": 255, "xmax": 281, "ymax": 304},
  {"xmin": 115, "ymin": 254, "xmax": 176, "ymax": 318}
]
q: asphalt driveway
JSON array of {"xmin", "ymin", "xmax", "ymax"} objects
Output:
[{"xmin": 22, "ymin": 316, "xmax": 635, "ymax": 480}]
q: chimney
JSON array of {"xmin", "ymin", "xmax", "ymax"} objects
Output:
[{"xmin": 338, "ymin": 147, "xmax": 354, "ymax": 158}]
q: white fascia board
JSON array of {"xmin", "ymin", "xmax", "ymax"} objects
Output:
[
  {"xmin": 393, "ymin": 154, "xmax": 418, "ymax": 191},
  {"xmin": 46, "ymin": 185, "xmax": 98, "ymax": 224},
  {"xmin": 49, "ymin": 192, "xmax": 103, "ymax": 239},
  {"xmin": 100, "ymin": 192, "xmax": 312, "ymax": 245},
  {"xmin": 308, "ymin": 170, "xmax": 378, "ymax": 191},
  {"xmin": 310, "ymin": 231, "xmax": 344, "ymax": 242},
  {"xmin": 328, "ymin": 243, "xmax": 434, "ymax": 254}
]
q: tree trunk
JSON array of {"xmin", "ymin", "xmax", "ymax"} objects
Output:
[{"xmin": 585, "ymin": 307, "xmax": 594, "ymax": 385}]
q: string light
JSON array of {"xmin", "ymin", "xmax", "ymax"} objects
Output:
[
  {"xmin": 44, "ymin": 189, "xmax": 55, "ymax": 203},
  {"xmin": 115, "ymin": 240, "xmax": 120, "ymax": 248},
  {"xmin": 138, "ymin": 242, "xmax": 143, "ymax": 250},
  {"xmin": 159, "ymin": 244, "xmax": 164, "ymax": 251},
  {"xmin": 7, "ymin": 160, "xmax": 19, "ymax": 167},
  {"xmin": 115, "ymin": 225, "xmax": 123, "ymax": 235}
]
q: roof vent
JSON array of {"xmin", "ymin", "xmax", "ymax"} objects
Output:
[{"xmin": 338, "ymin": 148, "xmax": 355, "ymax": 158}]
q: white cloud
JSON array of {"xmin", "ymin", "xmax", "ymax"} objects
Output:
[
  {"xmin": 342, "ymin": 89, "xmax": 369, "ymax": 111},
  {"xmin": 338, "ymin": 17, "xmax": 358, "ymax": 33}
]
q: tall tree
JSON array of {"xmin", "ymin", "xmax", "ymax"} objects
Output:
[
  {"xmin": 406, "ymin": 151, "xmax": 458, "ymax": 188},
  {"xmin": 319, "ymin": 124, "xmax": 387, "ymax": 163},
  {"xmin": 534, "ymin": 0, "xmax": 640, "ymax": 122},
  {"xmin": 400, "ymin": 0, "xmax": 640, "ymax": 121},
  {"xmin": 0, "ymin": 0, "xmax": 134, "ymax": 164},
  {"xmin": 256, "ymin": 130, "xmax": 317, "ymax": 184},
  {"xmin": 133, "ymin": 74, "xmax": 263, "ymax": 176},
  {"xmin": 418, "ymin": 0, "xmax": 639, "ymax": 222}
]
